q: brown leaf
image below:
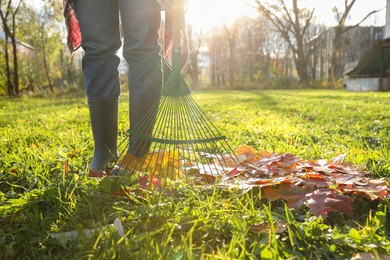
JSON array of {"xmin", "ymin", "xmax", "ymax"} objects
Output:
[
  {"xmin": 279, "ymin": 153, "xmax": 301, "ymax": 167},
  {"xmin": 257, "ymin": 153, "xmax": 283, "ymax": 166}
]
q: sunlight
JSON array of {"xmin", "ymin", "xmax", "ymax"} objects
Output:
[
  {"xmin": 185, "ymin": 0, "xmax": 257, "ymax": 31},
  {"xmin": 184, "ymin": 0, "xmax": 385, "ymax": 32}
]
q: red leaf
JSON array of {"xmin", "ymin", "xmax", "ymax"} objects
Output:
[
  {"xmin": 305, "ymin": 189, "xmax": 354, "ymax": 218},
  {"xmin": 139, "ymin": 175, "xmax": 149, "ymax": 189},
  {"xmin": 139, "ymin": 175, "xmax": 159, "ymax": 189},
  {"xmin": 378, "ymin": 188, "xmax": 389, "ymax": 198},
  {"xmin": 262, "ymin": 183, "xmax": 316, "ymax": 210},
  {"xmin": 226, "ymin": 166, "xmax": 240, "ymax": 178}
]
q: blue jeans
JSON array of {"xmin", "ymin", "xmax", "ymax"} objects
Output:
[{"xmin": 75, "ymin": 0, "xmax": 163, "ymax": 170}]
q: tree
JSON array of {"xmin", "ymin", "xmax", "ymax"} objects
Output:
[
  {"xmin": 205, "ymin": 16, "xmax": 295, "ymax": 89},
  {"xmin": 209, "ymin": 32, "xmax": 228, "ymax": 88},
  {"xmin": 0, "ymin": 0, "xmax": 23, "ymax": 96},
  {"xmin": 329, "ymin": 0, "xmax": 382, "ymax": 85},
  {"xmin": 36, "ymin": 0, "xmax": 63, "ymax": 93},
  {"xmin": 187, "ymin": 25, "xmax": 202, "ymax": 90},
  {"xmin": 223, "ymin": 22, "xmax": 238, "ymax": 87},
  {"xmin": 254, "ymin": 0, "xmax": 314, "ymax": 86},
  {"xmin": 18, "ymin": 0, "xmax": 65, "ymax": 93}
]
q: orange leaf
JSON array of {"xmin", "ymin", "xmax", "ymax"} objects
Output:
[
  {"xmin": 237, "ymin": 145, "xmax": 255, "ymax": 155},
  {"xmin": 307, "ymin": 173, "xmax": 324, "ymax": 179},
  {"xmin": 63, "ymin": 160, "xmax": 69, "ymax": 174},
  {"xmin": 252, "ymin": 179, "xmax": 273, "ymax": 185}
]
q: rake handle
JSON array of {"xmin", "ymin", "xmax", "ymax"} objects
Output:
[
  {"xmin": 171, "ymin": 0, "xmax": 183, "ymax": 78},
  {"xmin": 161, "ymin": 0, "xmax": 190, "ymax": 97},
  {"xmin": 172, "ymin": 0, "xmax": 182, "ymax": 48}
]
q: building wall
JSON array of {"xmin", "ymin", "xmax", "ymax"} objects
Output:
[
  {"xmin": 344, "ymin": 76, "xmax": 390, "ymax": 92},
  {"xmin": 309, "ymin": 26, "xmax": 383, "ymax": 81}
]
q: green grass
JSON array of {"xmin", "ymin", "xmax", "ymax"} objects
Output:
[{"xmin": 1, "ymin": 89, "xmax": 390, "ymax": 259}]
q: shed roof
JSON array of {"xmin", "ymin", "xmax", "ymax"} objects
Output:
[{"xmin": 346, "ymin": 38, "xmax": 390, "ymax": 78}]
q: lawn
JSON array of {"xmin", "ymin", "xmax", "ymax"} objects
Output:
[{"xmin": 1, "ymin": 89, "xmax": 389, "ymax": 259}]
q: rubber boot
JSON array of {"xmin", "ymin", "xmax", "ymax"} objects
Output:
[
  {"xmin": 88, "ymin": 98, "xmax": 119, "ymax": 170},
  {"xmin": 128, "ymin": 97, "xmax": 158, "ymax": 158}
]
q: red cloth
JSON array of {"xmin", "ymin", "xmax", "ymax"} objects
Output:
[{"xmin": 63, "ymin": 0, "xmax": 81, "ymax": 53}]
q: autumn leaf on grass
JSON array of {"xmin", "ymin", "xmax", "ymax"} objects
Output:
[
  {"xmin": 186, "ymin": 169, "xmax": 216, "ymax": 184},
  {"xmin": 257, "ymin": 152, "xmax": 283, "ymax": 166},
  {"xmin": 305, "ymin": 189, "xmax": 354, "ymax": 218},
  {"xmin": 262, "ymin": 183, "xmax": 316, "ymax": 210},
  {"xmin": 226, "ymin": 166, "xmax": 240, "ymax": 178},
  {"xmin": 294, "ymin": 174, "xmax": 329, "ymax": 189},
  {"xmin": 335, "ymin": 175, "xmax": 367, "ymax": 186},
  {"xmin": 236, "ymin": 144, "xmax": 260, "ymax": 162},
  {"xmin": 237, "ymin": 144, "xmax": 255, "ymax": 155},
  {"xmin": 329, "ymin": 153, "xmax": 348, "ymax": 164},
  {"xmin": 328, "ymin": 164, "xmax": 362, "ymax": 176},
  {"xmin": 278, "ymin": 153, "xmax": 302, "ymax": 168},
  {"xmin": 339, "ymin": 184, "xmax": 389, "ymax": 200},
  {"xmin": 248, "ymin": 220, "xmax": 287, "ymax": 234}
]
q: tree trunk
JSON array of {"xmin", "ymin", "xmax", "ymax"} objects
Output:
[
  {"xmin": 189, "ymin": 51, "xmax": 200, "ymax": 90},
  {"xmin": 4, "ymin": 34, "xmax": 13, "ymax": 96},
  {"xmin": 41, "ymin": 36, "xmax": 54, "ymax": 93},
  {"xmin": 296, "ymin": 46, "xmax": 309, "ymax": 86},
  {"xmin": 11, "ymin": 17, "xmax": 19, "ymax": 95},
  {"xmin": 187, "ymin": 26, "xmax": 201, "ymax": 90},
  {"xmin": 254, "ymin": 0, "xmax": 313, "ymax": 87}
]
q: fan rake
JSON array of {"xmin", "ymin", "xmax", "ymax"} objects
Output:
[{"xmin": 111, "ymin": 0, "xmax": 238, "ymax": 182}]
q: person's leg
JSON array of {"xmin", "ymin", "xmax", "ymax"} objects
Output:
[
  {"xmin": 74, "ymin": 0, "xmax": 122, "ymax": 171},
  {"xmin": 120, "ymin": 0, "xmax": 163, "ymax": 157}
]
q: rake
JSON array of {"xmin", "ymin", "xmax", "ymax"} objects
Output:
[{"xmin": 111, "ymin": 0, "xmax": 238, "ymax": 181}]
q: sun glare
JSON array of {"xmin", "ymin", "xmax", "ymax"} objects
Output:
[
  {"xmin": 185, "ymin": 0, "xmax": 256, "ymax": 31},
  {"xmin": 184, "ymin": 0, "xmax": 385, "ymax": 32}
]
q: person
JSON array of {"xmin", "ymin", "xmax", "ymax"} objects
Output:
[{"xmin": 64, "ymin": 0, "xmax": 163, "ymax": 177}]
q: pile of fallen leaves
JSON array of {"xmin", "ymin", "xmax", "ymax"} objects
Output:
[
  {"xmin": 118, "ymin": 144, "xmax": 389, "ymax": 219},
  {"xmin": 218, "ymin": 145, "xmax": 389, "ymax": 219}
]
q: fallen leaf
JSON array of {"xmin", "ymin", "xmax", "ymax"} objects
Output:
[
  {"xmin": 329, "ymin": 153, "xmax": 348, "ymax": 164},
  {"xmin": 305, "ymin": 189, "xmax": 354, "ymax": 218},
  {"xmin": 306, "ymin": 173, "xmax": 324, "ymax": 180},
  {"xmin": 262, "ymin": 183, "xmax": 316, "ymax": 210},
  {"xmin": 237, "ymin": 144, "xmax": 255, "ymax": 155},
  {"xmin": 279, "ymin": 153, "xmax": 301, "ymax": 167},
  {"xmin": 248, "ymin": 220, "xmax": 287, "ymax": 234},
  {"xmin": 63, "ymin": 160, "xmax": 69, "ymax": 174},
  {"xmin": 226, "ymin": 166, "xmax": 240, "ymax": 178}
]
